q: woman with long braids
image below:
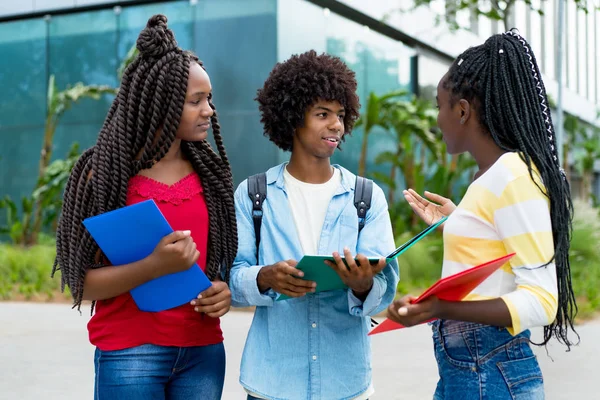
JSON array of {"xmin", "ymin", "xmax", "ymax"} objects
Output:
[
  {"xmin": 53, "ymin": 15, "xmax": 237, "ymax": 399},
  {"xmin": 388, "ymin": 29, "xmax": 577, "ymax": 399}
]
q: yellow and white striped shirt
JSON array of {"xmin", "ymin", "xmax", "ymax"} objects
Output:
[{"xmin": 442, "ymin": 152, "xmax": 558, "ymax": 335}]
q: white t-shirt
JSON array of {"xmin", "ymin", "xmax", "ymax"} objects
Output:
[{"xmin": 283, "ymin": 166, "xmax": 341, "ymax": 254}]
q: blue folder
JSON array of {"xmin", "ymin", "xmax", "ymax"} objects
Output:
[{"xmin": 82, "ymin": 199, "xmax": 212, "ymax": 312}]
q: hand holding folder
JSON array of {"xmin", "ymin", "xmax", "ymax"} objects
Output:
[
  {"xmin": 368, "ymin": 253, "xmax": 516, "ymax": 336},
  {"xmin": 83, "ymin": 199, "xmax": 212, "ymax": 312},
  {"xmin": 276, "ymin": 217, "xmax": 448, "ymax": 301}
]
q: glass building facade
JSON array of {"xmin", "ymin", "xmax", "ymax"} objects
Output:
[{"xmin": 0, "ymin": 0, "xmax": 416, "ymax": 215}]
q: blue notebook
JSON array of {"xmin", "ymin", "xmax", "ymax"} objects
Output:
[{"xmin": 82, "ymin": 199, "xmax": 212, "ymax": 312}]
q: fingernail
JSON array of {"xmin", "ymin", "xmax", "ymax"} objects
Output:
[
  {"xmin": 298, "ymin": 272, "xmax": 304, "ymax": 277},
  {"xmin": 194, "ymin": 307, "xmax": 200, "ymax": 312},
  {"xmin": 183, "ymin": 230, "xmax": 191, "ymax": 235},
  {"xmin": 344, "ymin": 247, "xmax": 350, "ymax": 252},
  {"xmin": 191, "ymin": 301, "xmax": 196, "ymax": 305},
  {"xmin": 398, "ymin": 307, "xmax": 408, "ymax": 316},
  {"xmin": 197, "ymin": 294, "xmax": 202, "ymax": 299},
  {"xmin": 333, "ymin": 252, "xmax": 339, "ymax": 258}
]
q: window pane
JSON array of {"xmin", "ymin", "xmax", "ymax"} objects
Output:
[
  {"xmin": 49, "ymin": 10, "xmax": 118, "ymax": 125},
  {"xmin": 0, "ymin": 18, "xmax": 47, "ymax": 128}
]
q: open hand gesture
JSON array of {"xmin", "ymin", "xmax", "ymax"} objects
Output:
[{"xmin": 403, "ymin": 189, "xmax": 456, "ymax": 227}]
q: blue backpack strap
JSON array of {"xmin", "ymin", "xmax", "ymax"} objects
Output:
[
  {"xmin": 247, "ymin": 172, "xmax": 267, "ymax": 257},
  {"xmin": 354, "ymin": 176, "xmax": 373, "ymax": 233}
]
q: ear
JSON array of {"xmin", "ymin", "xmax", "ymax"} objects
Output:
[{"xmin": 458, "ymin": 99, "xmax": 472, "ymax": 125}]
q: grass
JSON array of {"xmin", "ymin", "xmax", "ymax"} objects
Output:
[{"xmin": 0, "ymin": 236, "xmax": 70, "ymax": 302}]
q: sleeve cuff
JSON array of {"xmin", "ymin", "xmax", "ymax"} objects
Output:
[
  {"xmin": 232, "ymin": 265, "xmax": 275, "ymax": 307},
  {"xmin": 501, "ymin": 295, "xmax": 522, "ymax": 336},
  {"xmin": 348, "ymin": 276, "xmax": 386, "ymax": 317}
]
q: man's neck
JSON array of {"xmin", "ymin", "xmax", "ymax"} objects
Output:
[{"xmin": 286, "ymin": 154, "xmax": 333, "ymax": 184}]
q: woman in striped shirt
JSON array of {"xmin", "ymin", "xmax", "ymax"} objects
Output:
[{"xmin": 387, "ymin": 30, "xmax": 577, "ymax": 399}]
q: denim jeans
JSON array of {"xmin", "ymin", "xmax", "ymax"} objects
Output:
[
  {"xmin": 432, "ymin": 320, "xmax": 544, "ymax": 400},
  {"xmin": 94, "ymin": 342, "xmax": 225, "ymax": 400}
]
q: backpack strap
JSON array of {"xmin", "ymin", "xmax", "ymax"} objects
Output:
[
  {"xmin": 354, "ymin": 175, "xmax": 378, "ymax": 328},
  {"xmin": 247, "ymin": 172, "xmax": 267, "ymax": 257},
  {"xmin": 354, "ymin": 176, "xmax": 373, "ymax": 233}
]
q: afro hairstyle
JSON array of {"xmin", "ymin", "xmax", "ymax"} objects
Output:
[{"xmin": 255, "ymin": 50, "xmax": 360, "ymax": 151}]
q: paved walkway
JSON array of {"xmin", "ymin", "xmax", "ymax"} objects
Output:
[{"xmin": 0, "ymin": 302, "xmax": 595, "ymax": 399}]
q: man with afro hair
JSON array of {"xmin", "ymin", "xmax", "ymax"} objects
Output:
[{"xmin": 229, "ymin": 50, "xmax": 399, "ymax": 400}]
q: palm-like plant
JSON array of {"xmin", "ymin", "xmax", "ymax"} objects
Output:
[
  {"xmin": 575, "ymin": 136, "xmax": 600, "ymax": 201},
  {"xmin": 371, "ymin": 95, "xmax": 441, "ymax": 204},
  {"xmin": 355, "ymin": 90, "xmax": 408, "ymax": 177},
  {"xmin": 27, "ymin": 76, "xmax": 116, "ymax": 244}
]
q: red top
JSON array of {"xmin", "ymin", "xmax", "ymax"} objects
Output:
[{"xmin": 87, "ymin": 172, "xmax": 223, "ymax": 351}]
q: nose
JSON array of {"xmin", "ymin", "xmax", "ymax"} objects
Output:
[
  {"xmin": 201, "ymin": 101, "xmax": 214, "ymax": 118},
  {"xmin": 329, "ymin": 116, "xmax": 343, "ymax": 132}
]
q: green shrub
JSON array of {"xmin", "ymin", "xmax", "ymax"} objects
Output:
[
  {"xmin": 395, "ymin": 230, "xmax": 443, "ymax": 294},
  {"xmin": 0, "ymin": 242, "xmax": 70, "ymax": 301},
  {"xmin": 570, "ymin": 199, "xmax": 600, "ymax": 318}
]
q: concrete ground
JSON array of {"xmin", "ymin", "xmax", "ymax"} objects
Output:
[{"xmin": 0, "ymin": 302, "xmax": 595, "ymax": 399}]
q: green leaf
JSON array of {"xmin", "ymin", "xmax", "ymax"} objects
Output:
[
  {"xmin": 22, "ymin": 197, "xmax": 33, "ymax": 214},
  {"xmin": 118, "ymin": 45, "xmax": 140, "ymax": 81},
  {"xmin": 374, "ymin": 151, "xmax": 399, "ymax": 166},
  {"xmin": 47, "ymin": 75, "xmax": 57, "ymax": 115},
  {"xmin": 370, "ymin": 171, "xmax": 396, "ymax": 191}
]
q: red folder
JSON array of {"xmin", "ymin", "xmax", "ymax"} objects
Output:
[{"xmin": 368, "ymin": 253, "xmax": 515, "ymax": 336}]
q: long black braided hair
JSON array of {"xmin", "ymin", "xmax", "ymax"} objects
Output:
[
  {"xmin": 52, "ymin": 14, "xmax": 238, "ymax": 310},
  {"xmin": 443, "ymin": 30, "xmax": 577, "ymax": 348}
]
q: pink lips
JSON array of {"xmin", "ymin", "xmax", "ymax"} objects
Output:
[{"xmin": 322, "ymin": 137, "xmax": 339, "ymax": 148}]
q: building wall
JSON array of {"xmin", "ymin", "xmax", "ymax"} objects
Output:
[
  {"xmin": 0, "ymin": 0, "xmax": 136, "ymax": 18},
  {"xmin": 337, "ymin": 0, "xmax": 600, "ymax": 126},
  {"xmin": 0, "ymin": 0, "xmax": 278, "ymax": 211},
  {"xmin": 1, "ymin": 0, "xmax": 597, "ymax": 210}
]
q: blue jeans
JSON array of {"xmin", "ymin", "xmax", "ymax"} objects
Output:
[
  {"xmin": 432, "ymin": 320, "xmax": 544, "ymax": 400},
  {"xmin": 94, "ymin": 342, "xmax": 225, "ymax": 400}
]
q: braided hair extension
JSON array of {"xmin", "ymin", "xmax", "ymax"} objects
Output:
[
  {"xmin": 52, "ymin": 14, "xmax": 237, "ymax": 310},
  {"xmin": 442, "ymin": 30, "xmax": 577, "ymax": 348}
]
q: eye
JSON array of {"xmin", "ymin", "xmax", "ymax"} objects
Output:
[
  {"xmin": 338, "ymin": 114, "xmax": 345, "ymax": 120},
  {"xmin": 317, "ymin": 112, "xmax": 327, "ymax": 118}
]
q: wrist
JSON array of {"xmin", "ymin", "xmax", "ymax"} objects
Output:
[
  {"xmin": 257, "ymin": 266, "xmax": 271, "ymax": 293},
  {"xmin": 351, "ymin": 280, "xmax": 373, "ymax": 300},
  {"xmin": 434, "ymin": 298, "xmax": 450, "ymax": 320},
  {"xmin": 143, "ymin": 255, "xmax": 162, "ymax": 280}
]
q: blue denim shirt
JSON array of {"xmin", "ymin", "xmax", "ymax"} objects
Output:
[{"xmin": 230, "ymin": 163, "xmax": 399, "ymax": 400}]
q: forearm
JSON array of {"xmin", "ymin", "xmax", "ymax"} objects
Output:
[
  {"xmin": 82, "ymin": 257, "xmax": 158, "ymax": 301},
  {"xmin": 437, "ymin": 298, "xmax": 513, "ymax": 328}
]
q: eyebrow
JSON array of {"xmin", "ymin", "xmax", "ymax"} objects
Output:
[
  {"xmin": 314, "ymin": 106, "xmax": 345, "ymax": 113},
  {"xmin": 190, "ymin": 91, "xmax": 212, "ymax": 96}
]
